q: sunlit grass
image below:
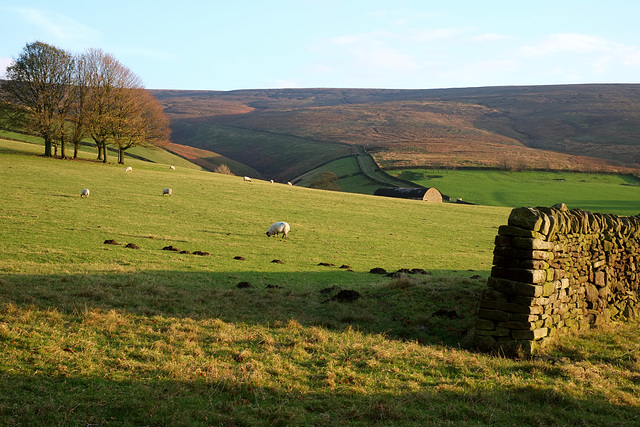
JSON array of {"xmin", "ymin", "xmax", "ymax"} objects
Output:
[
  {"xmin": 391, "ymin": 168, "xmax": 640, "ymax": 215},
  {"xmin": 1, "ymin": 139, "xmax": 639, "ymax": 426}
]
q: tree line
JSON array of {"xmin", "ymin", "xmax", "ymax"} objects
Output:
[{"xmin": 0, "ymin": 41, "xmax": 170, "ymax": 163}]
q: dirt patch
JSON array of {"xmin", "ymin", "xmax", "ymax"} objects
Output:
[
  {"xmin": 237, "ymin": 282, "xmax": 253, "ymax": 289},
  {"xmin": 330, "ymin": 290, "xmax": 361, "ymax": 303}
]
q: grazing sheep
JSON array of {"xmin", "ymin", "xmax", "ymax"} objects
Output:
[
  {"xmin": 125, "ymin": 166, "xmax": 133, "ymax": 172},
  {"xmin": 163, "ymin": 188, "xmax": 172, "ymax": 196},
  {"xmin": 80, "ymin": 188, "xmax": 90, "ymax": 198},
  {"xmin": 266, "ymin": 221, "xmax": 290, "ymax": 238},
  {"xmin": 244, "ymin": 176, "xmax": 252, "ymax": 182},
  {"xmin": 287, "ymin": 182, "xmax": 292, "ymax": 186},
  {"xmin": 270, "ymin": 180, "xmax": 274, "ymax": 184},
  {"xmin": 169, "ymin": 165, "xmax": 175, "ymax": 170}
]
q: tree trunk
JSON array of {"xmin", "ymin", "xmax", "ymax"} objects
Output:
[
  {"xmin": 118, "ymin": 147, "xmax": 124, "ymax": 164},
  {"xmin": 44, "ymin": 140, "xmax": 52, "ymax": 157},
  {"xmin": 73, "ymin": 142, "xmax": 79, "ymax": 159},
  {"xmin": 102, "ymin": 144, "xmax": 108, "ymax": 163},
  {"xmin": 60, "ymin": 139, "xmax": 66, "ymax": 159},
  {"xmin": 97, "ymin": 142, "xmax": 103, "ymax": 160}
]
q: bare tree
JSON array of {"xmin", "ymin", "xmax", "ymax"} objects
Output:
[
  {"xmin": 83, "ymin": 48, "xmax": 169, "ymax": 163},
  {"xmin": 2, "ymin": 41, "xmax": 75, "ymax": 157},
  {"xmin": 112, "ymin": 88, "xmax": 170, "ymax": 164},
  {"xmin": 66, "ymin": 52, "xmax": 91, "ymax": 159}
]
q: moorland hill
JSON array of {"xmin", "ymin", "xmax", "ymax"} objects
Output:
[{"xmin": 153, "ymin": 84, "xmax": 640, "ymax": 181}]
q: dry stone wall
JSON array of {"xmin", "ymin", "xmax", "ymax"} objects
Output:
[{"xmin": 474, "ymin": 204, "xmax": 640, "ymax": 355}]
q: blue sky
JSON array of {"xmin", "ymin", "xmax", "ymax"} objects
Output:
[{"xmin": 1, "ymin": 0, "xmax": 640, "ymax": 91}]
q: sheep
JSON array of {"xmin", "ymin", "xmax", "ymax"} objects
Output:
[
  {"xmin": 169, "ymin": 166, "xmax": 176, "ymax": 170},
  {"xmin": 80, "ymin": 188, "xmax": 90, "ymax": 198},
  {"xmin": 125, "ymin": 166, "xmax": 133, "ymax": 172},
  {"xmin": 287, "ymin": 182, "xmax": 292, "ymax": 186},
  {"xmin": 244, "ymin": 176, "xmax": 252, "ymax": 182},
  {"xmin": 163, "ymin": 188, "xmax": 172, "ymax": 196},
  {"xmin": 270, "ymin": 180, "xmax": 274, "ymax": 184},
  {"xmin": 266, "ymin": 221, "xmax": 290, "ymax": 238}
]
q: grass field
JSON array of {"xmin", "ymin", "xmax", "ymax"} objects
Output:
[
  {"xmin": 1, "ymin": 138, "xmax": 639, "ymax": 426},
  {"xmin": 390, "ymin": 168, "xmax": 640, "ymax": 216},
  {"xmin": 169, "ymin": 122, "xmax": 352, "ymax": 182}
]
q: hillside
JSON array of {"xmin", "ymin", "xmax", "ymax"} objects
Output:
[
  {"xmin": 1, "ymin": 138, "xmax": 639, "ymax": 425},
  {"xmin": 153, "ymin": 84, "xmax": 640, "ymax": 180}
]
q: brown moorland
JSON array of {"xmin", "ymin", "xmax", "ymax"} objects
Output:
[{"xmin": 153, "ymin": 84, "xmax": 640, "ymax": 179}]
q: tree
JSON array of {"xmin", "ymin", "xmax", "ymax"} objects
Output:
[
  {"xmin": 83, "ymin": 48, "xmax": 170, "ymax": 163},
  {"xmin": 2, "ymin": 41, "xmax": 75, "ymax": 157},
  {"xmin": 112, "ymin": 88, "xmax": 170, "ymax": 164},
  {"xmin": 309, "ymin": 171, "xmax": 340, "ymax": 191},
  {"xmin": 214, "ymin": 164, "xmax": 234, "ymax": 175},
  {"xmin": 66, "ymin": 52, "xmax": 91, "ymax": 159}
]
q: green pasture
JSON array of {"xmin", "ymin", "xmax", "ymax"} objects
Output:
[
  {"xmin": 0, "ymin": 129, "xmax": 204, "ymax": 171},
  {"xmin": 391, "ymin": 168, "xmax": 640, "ymax": 216},
  {"xmin": 1, "ymin": 138, "xmax": 639, "ymax": 426},
  {"xmin": 294, "ymin": 156, "xmax": 383, "ymax": 193},
  {"xmin": 170, "ymin": 122, "xmax": 352, "ymax": 182}
]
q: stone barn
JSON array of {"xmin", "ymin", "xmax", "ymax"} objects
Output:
[{"xmin": 374, "ymin": 187, "xmax": 443, "ymax": 202}]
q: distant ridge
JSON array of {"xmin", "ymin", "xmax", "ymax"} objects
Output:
[{"xmin": 153, "ymin": 84, "xmax": 640, "ymax": 180}]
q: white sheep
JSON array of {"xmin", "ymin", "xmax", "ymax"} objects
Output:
[
  {"xmin": 266, "ymin": 221, "xmax": 290, "ymax": 238},
  {"xmin": 270, "ymin": 179, "xmax": 274, "ymax": 184},
  {"xmin": 163, "ymin": 188, "xmax": 172, "ymax": 196},
  {"xmin": 80, "ymin": 188, "xmax": 90, "ymax": 198},
  {"xmin": 169, "ymin": 165, "xmax": 176, "ymax": 170},
  {"xmin": 125, "ymin": 166, "xmax": 133, "ymax": 172},
  {"xmin": 287, "ymin": 182, "xmax": 292, "ymax": 186},
  {"xmin": 244, "ymin": 176, "xmax": 252, "ymax": 182}
]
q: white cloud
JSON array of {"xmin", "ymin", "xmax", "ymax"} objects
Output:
[
  {"xmin": 326, "ymin": 30, "xmax": 420, "ymax": 72},
  {"xmin": 0, "ymin": 57, "xmax": 13, "ymax": 78},
  {"xmin": 408, "ymin": 27, "xmax": 468, "ymax": 43},
  {"xmin": 14, "ymin": 7, "xmax": 99, "ymax": 45},
  {"xmin": 367, "ymin": 10, "xmax": 389, "ymax": 17},
  {"xmin": 466, "ymin": 33, "xmax": 513, "ymax": 43},
  {"xmin": 518, "ymin": 33, "xmax": 640, "ymax": 81},
  {"xmin": 521, "ymin": 33, "xmax": 621, "ymax": 57}
]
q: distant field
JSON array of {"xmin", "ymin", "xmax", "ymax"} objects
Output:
[
  {"xmin": 294, "ymin": 156, "xmax": 394, "ymax": 194},
  {"xmin": 391, "ymin": 168, "xmax": 640, "ymax": 216},
  {"xmin": 169, "ymin": 122, "xmax": 352, "ymax": 182}
]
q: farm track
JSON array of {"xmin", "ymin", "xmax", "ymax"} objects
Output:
[{"xmin": 353, "ymin": 145, "xmax": 425, "ymax": 188}]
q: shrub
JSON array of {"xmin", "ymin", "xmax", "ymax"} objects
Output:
[{"xmin": 214, "ymin": 163, "xmax": 234, "ymax": 175}]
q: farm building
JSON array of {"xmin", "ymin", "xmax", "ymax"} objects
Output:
[{"xmin": 374, "ymin": 187, "xmax": 443, "ymax": 202}]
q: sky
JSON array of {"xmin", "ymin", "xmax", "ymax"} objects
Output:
[{"xmin": 1, "ymin": 0, "xmax": 640, "ymax": 91}]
